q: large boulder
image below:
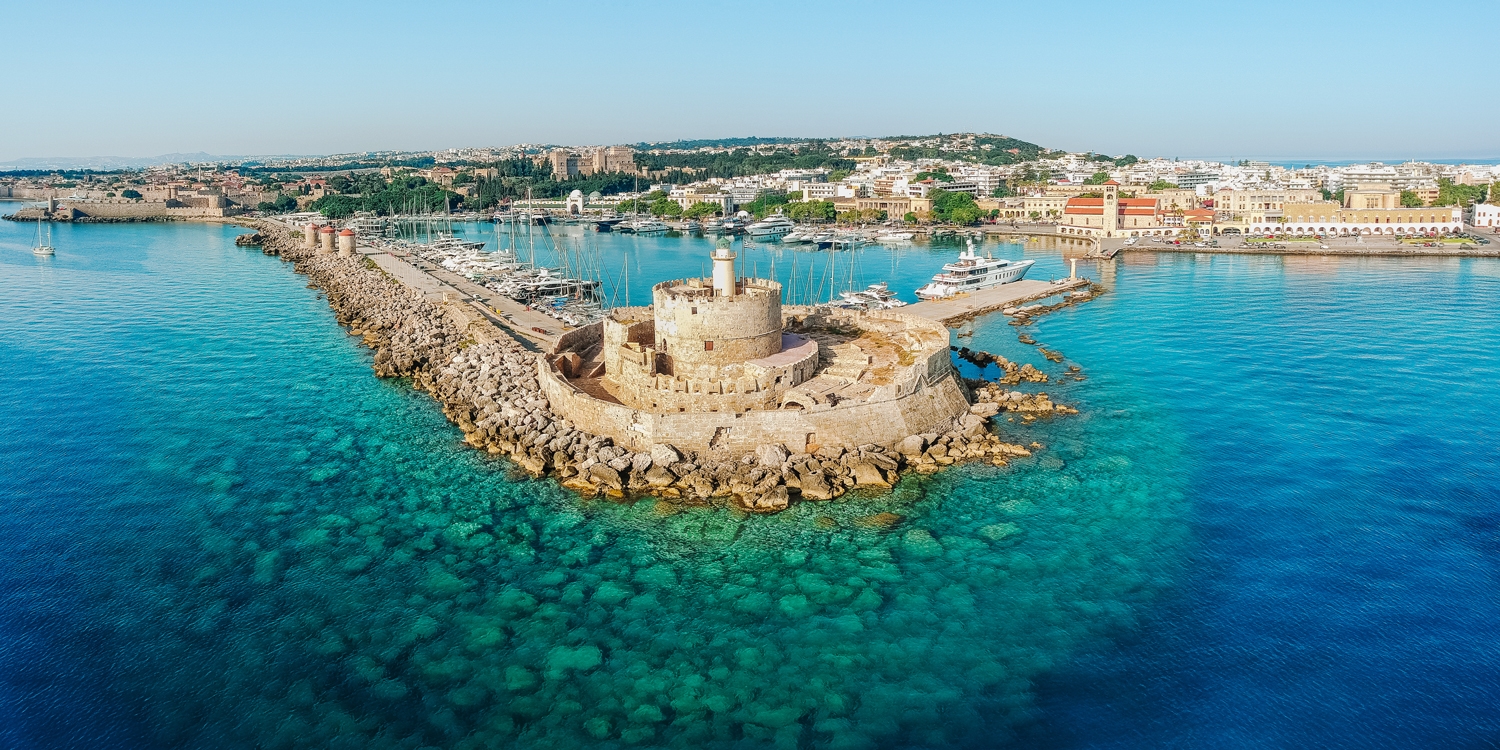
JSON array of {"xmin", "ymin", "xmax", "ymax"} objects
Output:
[
  {"xmin": 744, "ymin": 485, "xmax": 790, "ymax": 512},
  {"xmin": 959, "ymin": 414, "xmax": 989, "ymax": 438},
  {"xmin": 643, "ymin": 465, "xmax": 677, "ymax": 488},
  {"xmin": 756, "ymin": 443, "xmax": 789, "ymax": 468},
  {"xmin": 650, "ymin": 444, "xmax": 681, "ymax": 467},
  {"xmin": 631, "ymin": 452, "xmax": 654, "ymax": 475},
  {"xmin": 798, "ymin": 470, "xmax": 835, "ymax": 501},
  {"xmin": 895, "ymin": 434, "xmax": 928, "ymax": 457},
  {"xmin": 851, "ymin": 461, "xmax": 891, "ymax": 488},
  {"xmin": 589, "ymin": 463, "xmax": 623, "ymax": 489},
  {"xmin": 969, "ymin": 401, "xmax": 1001, "ymax": 417}
]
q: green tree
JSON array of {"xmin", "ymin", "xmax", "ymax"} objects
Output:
[
  {"xmin": 258, "ymin": 194, "xmax": 298, "ymax": 213},
  {"xmin": 1083, "ymin": 171, "xmax": 1112, "ymax": 185},
  {"xmin": 785, "ymin": 200, "xmax": 837, "ymax": 222},
  {"xmin": 121, "ymin": 189, "xmax": 142, "ymax": 199},
  {"xmin": 682, "ymin": 201, "xmax": 721, "ymax": 219},
  {"xmin": 1147, "ymin": 179, "xmax": 1176, "ymax": 191},
  {"xmin": 903, "ymin": 212, "xmax": 917, "ymax": 224},
  {"xmin": 929, "ymin": 188, "xmax": 980, "ymax": 223},
  {"xmin": 744, "ymin": 190, "xmax": 791, "ymax": 218},
  {"xmin": 1435, "ymin": 178, "xmax": 1486, "ymax": 207},
  {"xmin": 1399, "ymin": 190, "xmax": 1424, "ymax": 208},
  {"xmin": 651, "ymin": 198, "xmax": 683, "ymax": 217},
  {"xmin": 949, "ymin": 205, "xmax": 983, "ymax": 225},
  {"xmin": 990, "ymin": 184, "xmax": 1011, "ymax": 198}
]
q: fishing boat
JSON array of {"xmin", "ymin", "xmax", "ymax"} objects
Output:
[
  {"xmin": 914, "ymin": 240, "xmax": 1034, "ymax": 300},
  {"xmin": 32, "ymin": 216, "xmax": 54, "ymax": 256}
]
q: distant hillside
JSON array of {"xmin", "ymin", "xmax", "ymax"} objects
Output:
[{"xmin": 634, "ymin": 137, "xmax": 812, "ymax": 151}]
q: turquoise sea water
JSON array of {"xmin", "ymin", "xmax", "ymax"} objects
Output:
[{"xmin": 1, "ymin": 206, "xmax": 1496, "ymax": 748}]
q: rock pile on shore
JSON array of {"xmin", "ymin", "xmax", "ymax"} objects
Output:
[
  {"xmin": 970, "ymin": 381, "xmax": 1079, "ymax": 416},
  {"xmin": 255, "ymin": 221, "xmax": 1071, "ymax": 511}
]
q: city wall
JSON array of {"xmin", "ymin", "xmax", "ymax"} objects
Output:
[{"xmin": 59, "ymin": 200, "xmax": 237, "ymax": 219}]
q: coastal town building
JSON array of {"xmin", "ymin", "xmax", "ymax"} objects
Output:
[
  {"xmin": 546, "ymin": 146, "xmax": 637, "ymax": 179},
  {"xmin": 1056, "ymin": 182, "xmax": 1176, "ymax": 237},
  {"xmin": 1471, "ymin": 201, "xmax": 1500, "ymax": 228},
  {"xmin": 1212, "ymin": 188, "xmax": 1322, "ymax": 222},
  {"xmin": 1258, "ymin": 201, "xmax": 1463, "ymax": 236}
]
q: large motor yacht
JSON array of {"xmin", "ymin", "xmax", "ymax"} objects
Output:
[
  {"xmin": 914, "ymin": 241, "xmax": 1034, "ymax": 300},
  {"xmin": 745, "ymin": 214, "xmax": 795, "ymax": 238}
]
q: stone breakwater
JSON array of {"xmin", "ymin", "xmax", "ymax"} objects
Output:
[{"xmin": 259, "ymin": 224, "xmax": 1069, "ymax": 512}]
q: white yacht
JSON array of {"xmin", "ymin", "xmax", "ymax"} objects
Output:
[
  {"xmin": 624, "ymin": 218, "xmax": 669, "ymax": 234},
  {"xmin": 875, "ymin": 231, "xmax": 915, "ymax": 243},
  {"xmin": 745, "ymin": 214, "xmax": 795, "ymax": 238},
  {"xmin": 914, "ymin": 241, "xmax": 1034, "ymax": 300},
  {"xmin": 834, "ymin": 282, "xmax": 908, "ymax": 310}
]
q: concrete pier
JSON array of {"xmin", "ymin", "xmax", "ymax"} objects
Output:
[{"xmin": 905, "ymin": 278, "xmax": 1089, "ymax": 325}]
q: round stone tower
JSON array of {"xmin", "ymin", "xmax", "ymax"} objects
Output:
[{"xmin": 651, "ymin": 242, "xmax": 781, "ymax": 378}]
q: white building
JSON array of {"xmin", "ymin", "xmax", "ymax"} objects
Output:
[{"xmin": 1472, "ymin": 202, "xmax": 1500, "ymax": 228}]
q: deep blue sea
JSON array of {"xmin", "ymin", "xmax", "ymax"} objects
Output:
[{"xmin": 1, "ymin": 205, "xmax": 1497, "ymax": 748}]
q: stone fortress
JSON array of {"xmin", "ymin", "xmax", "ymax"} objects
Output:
[{"xmin": 541, "ymin": 240, "xmax": 972, "ymax": 455}]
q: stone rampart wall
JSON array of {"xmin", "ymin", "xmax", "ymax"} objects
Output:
[
  {"xmin": 60, "ymin": 200, "xmax": 235, "ymax": 219},
  {"xmin": 540, "ymin": 357, "xmax": 968, "ymax": 454}
]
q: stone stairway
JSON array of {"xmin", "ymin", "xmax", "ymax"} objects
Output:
[{"xmin": 822, "ymin": 343, "xmax": 872, "ymax": 382}]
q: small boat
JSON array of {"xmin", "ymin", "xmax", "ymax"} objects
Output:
[
  {"xmin": 914, "ymin": 240, "xmax": 1034, "ymax": 301},
  {"xmin": 32, "ymin": 216, "xmax": 55, "ymax": 256},
  {"xmin": 875, "ymin": 231, "xmax": 914, "ymax": 243}
]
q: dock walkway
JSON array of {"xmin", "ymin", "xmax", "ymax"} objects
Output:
[
  {"xmin": 360, "ymin": 247, "xmax": 561, "ymax": 348},
  {"xmin": 904, "ymin": 278, "xmax": 1088, "ymax": 325}
]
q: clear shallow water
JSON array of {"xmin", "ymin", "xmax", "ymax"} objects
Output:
[{"xmin": 0, "ymin": 207, "xmax": 1494, "ymax": 748}]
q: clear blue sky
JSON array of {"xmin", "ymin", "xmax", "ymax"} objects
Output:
[{"xmin": 5, "ymin": 0, "xmax": 1497, "ymax": 162}]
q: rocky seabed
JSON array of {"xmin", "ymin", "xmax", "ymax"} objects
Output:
[{"xmin": 257, "ymin": 226, "xmax": 1071, "ymax": 512}]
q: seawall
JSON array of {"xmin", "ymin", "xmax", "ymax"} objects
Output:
[{"xmin": 251, "ymin": 222, "xmax": 1061, "ymax": 512}]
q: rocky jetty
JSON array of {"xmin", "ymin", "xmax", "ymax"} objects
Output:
[
  {"xmin": 234, "ymin": 232, "xmax": 265, "ymax": 246},
  {"xmin": 256, "ymin": 222, "xmax": 1072, "ymax": 512}
]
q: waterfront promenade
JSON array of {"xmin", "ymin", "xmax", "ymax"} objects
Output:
[
  {"xmin": 905, "ymin": 278, "xmax": 1089, "ymax": 325},
  {"xmin": 361, "ymin": 246, "xmax": 561, "ymax": 347}
]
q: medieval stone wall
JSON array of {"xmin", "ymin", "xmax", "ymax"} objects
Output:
[{"xmin": 543, "ymin": 305, "xmax": 968, "ymax": 455}]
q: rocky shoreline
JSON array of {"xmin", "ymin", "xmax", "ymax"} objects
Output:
[{"xmin": 253, "ymin": 222, "xmax": 1073, "ymax": 512}]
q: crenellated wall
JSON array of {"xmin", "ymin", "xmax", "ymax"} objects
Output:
[
  {"xmin": 539, "ymin": 353, "xmax": 967, "ymax": 454},
  {"xmin": 543, "ymin": 304, "xmax": 968, "ymax": 455},
  {"xmin": 652, "ymin": 277, "xmax": 783, "ymax": 376}
]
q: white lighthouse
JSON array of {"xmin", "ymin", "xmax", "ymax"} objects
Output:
[{"xmin": 711, "ymin": 240, "xmax": 737, "ymax": 297}]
